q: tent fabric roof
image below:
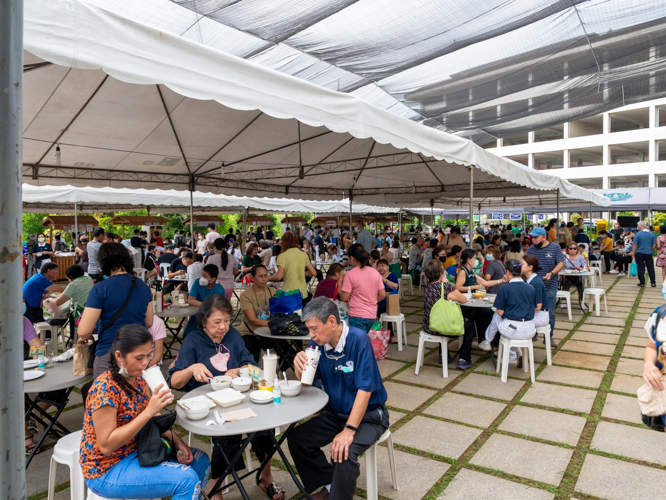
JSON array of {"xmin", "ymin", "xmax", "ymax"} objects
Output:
[
  {"xmin": 79, "ymin": 0, "xmax": 666, "ymax": 144},
  {"xmin": 22, "ymin": 0, "xmax": 609, "ymax": 209}
]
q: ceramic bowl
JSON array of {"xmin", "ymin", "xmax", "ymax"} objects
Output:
[
  {"xmin": 183, "ymin": 400, "xmax": 210, "ymax": 420},
  {"xmin": 280, "ymin": 380, "xmax": 302, "ymax": 397},
  {"xmin": 231, "ymin": 376, "xmax": 252, "ymax": 393},
  {"xmin": 211, "ymin": 375, "xmax": 232, "ymax": 391}
]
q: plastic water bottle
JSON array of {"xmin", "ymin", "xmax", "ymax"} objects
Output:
[
  {"xmin": 272, "ymin": 375, "xmax": 281, "ymax": 405},
  {"xmin": 37, "ymin": 354, "xmax": 46, "ymax": 370}
]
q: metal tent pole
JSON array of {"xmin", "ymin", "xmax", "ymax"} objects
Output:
[
  {"xmin": 0, "ymin": 0, "xmax": 26, "ymax": 496},
  {"xmin": 590, "ymin": 202, "xmax": 593, "ymax": 238},
  {"xmin": 430, "ymin": 200, "xmax": 434, "ymax": 238},
  {"xmin": 242, "ymin": 207, "xmax": 247, "ymax": 250},
  {"xmin": 469, "ymin": 167, "xmax": 474, "ymax": 248},
  {"xmin": 557, "ymin": 189, "xmax": 560, "ymax": 225},
  {"xmin": 189, "ymin": 189, "xmax": 195, "ymax": 250},
  {"xmin": 349, "ymin": 190, "xmax": 353, "ymax": 235},
  {"xmin": 74, "ymin": 202, "xmax": 78, "ymax": 243}
]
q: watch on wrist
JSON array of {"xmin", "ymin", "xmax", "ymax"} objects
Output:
[{"xmin": 344, "ymin": 423, "xmax": 358, "ymax": 432}]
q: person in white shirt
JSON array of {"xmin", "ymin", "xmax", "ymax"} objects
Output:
[
  {"xmin": 187, "ymin": 254, "xmax": 205, "ymax": 293},
  {"xmin": 205, "ymin": 223, "xmax": 221, "ymax": 245},
  {"xmin": 302, "ymin": 225, "xmax": 314, "ymax": 242},
  {"xmin": 228, "ymin": 241, "xmax": 243, "ymax": 262},
  {"xmin": 196, "ymin": 233, "xmax": 206, "ymax": 254}
]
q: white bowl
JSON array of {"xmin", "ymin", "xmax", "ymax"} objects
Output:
[
  {"xmin": 211, "ymin": 376, "xmax": 232, "ymax": 391},
  {"xmin": 280, "ymin": 380, "xmax": 302, "ymax": 397},
  {"xmin": 183, "ymin": 400, "xmax": 210, "ymax": 420},
  {"xmin": 231, "ymin": 376, "xmax": 252, "ymax": 393}
]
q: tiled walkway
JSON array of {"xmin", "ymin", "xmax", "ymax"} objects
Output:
[{"xmin": 32, "ymin": 275, "xmax": 664, "ymax": 500}]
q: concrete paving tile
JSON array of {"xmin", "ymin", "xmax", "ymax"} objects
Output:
[
  {"xmin": 628, "ymin": 327, "xmax": 647, "ymax": 337},
  {"xmin": 386, "ymin": 343, "xmax": 419, "ymax": 362},
  {"xmin": 575, "ymin": 454, "xmax": 666, "ymax": 500},
  {"xmin": 384, "ymin": 381, "xmax": 436, "ymax": 411},
  {"xmin": 393, "ymin": 415, "xmax": 482, "ymax": 459},
  {"xmin": 423, "ymin": 350, "xmax": 480, "ymax": 368},
  {"xmin": 389, "ymin": 409, "xmax": 408, "ymax": 426},
  {"xmin": 611, "ymin": 373, "xmax": 644, "ymax": 394},
  {"xmin": 423, "ymin": 392, "xmax": 506, "ymax": 428},
  {"xmin": 601, "ymin": 393, "xmax": 642, "ymax": 424},
  {"xmin": 552, "ymin": 351, "xmax": 610, "ymax": 371},
  {"xmin": 537, "ymin": 365, "xmax": 603, "ymax": 389},
  {"xmin": 576, "ymin": 324, "xmax": 622, "ymax": 334},
  {"xmin": 470, "ymin": 434, "xmax": 573, "ymax": 486},
  {"xmin": 632, "ymin": 319, "xmax": 649, "ymax": 328},
  {"xmin": 438, "ymin": 468, "xmax": 554, "ymax": 500},
  {"xmin": 621, "ymin": 345, "xmax": 646, "ymax": 359},
  {"xmin": 570, "ymin": 331, "xmax": 619, "ymax": 345},
  {"xmin": 604, "ymin": 311, "xmax": 634, "ymax": 319},
  {"xmin": 592, "ymin": 421, "xmax": 666, "ymax": 465},
  {"xmin": 212, "ymin": 469, "xmax": 301, "ymax": 500},
  {"xmin": 358, "ymin": 447, "xmax": 449, "ymax": 500},
  {"xmin": 377, "ymin": 359, "xmax": 407, "ymax": 379},
  {"xmin": 585, "ymin": 316, "xmax": 627, "ymax": 327},
  {"xmin": 474, "ymin": 358, "xmax": 532, "ymax": 379},
  {"xmin": 552, "ymin": 329, "xmax": 569, "ymax": 341},
  {"xmin": 616, "ymin": 358, "xmax": 645, "ymax": 376},
  {"xmin": 521, "ymin": 382, "xmax": 596, "ymax": 413},
  {"xmin": 499, "ymin": 405, "xmax": 586, "ymax": 445},
  {"xmin": 393, "ymin": 364, "xmax": 462, "ymax": 389},
  {"xmin": 624, "ymin": 335, "xmax": 648, "ymax": 347},
  {"xmin": 453, "ymin": 373, "xmax": 525, "ymax": 401},
  {"xmin": 561, "ymin": 339, "xmax": 616, "ymax": 356}
]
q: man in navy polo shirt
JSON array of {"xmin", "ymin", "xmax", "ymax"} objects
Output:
[
  {"xmin": 23, "ymin": 262, "xmax": 66, "ymax": 323},
  {"xmin": 289, "ymin": 297, "xmax": 389, "ymax": 500},
  {"xmin": 527, "ymin": 227, "xmax": 564, "ymax": 342}
]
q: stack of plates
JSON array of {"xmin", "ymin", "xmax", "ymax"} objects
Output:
[{"xmin": 250, "ymin": 391, "xmax": 273, "ymax": 404}]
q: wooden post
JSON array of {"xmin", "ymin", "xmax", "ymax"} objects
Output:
[{"xmin": 49, "ymin": 225, "xmax": 53, "ymax": 246}]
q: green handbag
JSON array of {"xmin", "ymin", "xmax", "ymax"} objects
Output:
[{"xmin": 429, "ymin": 282, "xmax": 465, "ymax": 336}]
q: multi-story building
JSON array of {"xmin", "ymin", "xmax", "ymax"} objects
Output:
[{"xmin": 484, "ymin": 97, "xmax": 666, "ymax": 218}]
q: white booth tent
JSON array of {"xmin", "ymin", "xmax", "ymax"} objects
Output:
[
  {"xmin": 22, "ymin": 0, "xmax": 610, "ymax": 216},
  {"xmin": 21, "ymin": 184, "xmax": 394, "ymax": 216}
]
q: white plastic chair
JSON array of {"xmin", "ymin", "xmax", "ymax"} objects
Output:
[
  {"xmin": 496, "ymin": 336, "xmax": 535, "ymax": 383},
  {"xmin": 135, "ymin": 267, "xmax": 148, "ymax": 281},
  {"xmin": 556, "ymin": 290, "xmax": 572, "ymax": 320},
  {"xmin": 398, "ymin": 276, "xmax": 413, "ymax": 297},
  {"xmin": 536, "ymin": 325, "xmax": 553, "ymax": 365},
  {"xmin": 159, "ymin": 262, "xmax": 171, "ymax": 286},
  {"xmin": 419, "ymin": 272, "xmax": 427, "ymax": 290},
  {"xmin": 589, "ymin": 261, "xmax": 603, "ymax": 283},
  {"xmin": 415, "ymin": 331, "xmax": 449, "ymax": 378},
  {"xmin": 583, "ymin": 288, "xmax": 608, "ymax": 317},
  {"xmin": 379, "ymin": 313, "xmax": 408, "ymax": 351},
  {"xmin": 48, "ymin": 431, "xmax": 85, "ymax": 500},
  {"xmin": 365, "ymin": 429, "xmax": 398, "ymax": 500}
]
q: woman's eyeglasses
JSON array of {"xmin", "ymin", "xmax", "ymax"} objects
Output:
[{"xmin": 568, "ymin": 246, "xmax": 577, "ymax": 250}]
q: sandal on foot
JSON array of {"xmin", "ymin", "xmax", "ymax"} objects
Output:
[
  {"xmin": 25, "ymin": 436, "xmax": 41, "ymax": 456},
  {"xmin": 27, "ymin": 418, "xmax": 39, "ymax": 435},
  {"xmin": 257, "ymin": 479, "xmax": 285, "ymax": 500}
]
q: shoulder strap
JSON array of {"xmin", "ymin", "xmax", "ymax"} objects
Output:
[{"xmin": 99, "ymin": 277, "xmax": 138, "ymax": 334}]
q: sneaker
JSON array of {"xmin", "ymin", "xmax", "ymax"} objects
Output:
[
  {"xmin": 456, "ymin": 359, "xmax": 473, "ymax": 370},
  {"xmin": 609, "ymin": 270, "xmax": 619, "ymax": 274},
  {"xmin": 478, "ymin": 340, "xmax": 492, "ymax": 351},
  {"xmin": 617, "ymin": 272, "xmax": 626, "ymax": 277},
  {"xmin": 560, "ymin": 303, "xmax": 567, "ymax": 309},
  {"xmin": 544, "ymin": 337, "xmax": 557, "ymax": 348},
  {"xmin": 532, "ymin": 333, "xmax": 539, "ymax": 342}
]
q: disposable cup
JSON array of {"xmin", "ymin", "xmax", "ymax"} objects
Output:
[
  {"xmin": 143, "ymin": 366, "xmax": 173, "ymax": 401},
  {"xmin": 263, "ymin": 351, "xmax": 279, "ymax": 385},
  {"xmin": 301, "ymin": 346, "xmax": 321, "ymax": 386}
]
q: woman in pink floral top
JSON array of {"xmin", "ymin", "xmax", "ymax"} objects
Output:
[
  {"xmin": 422, "ymin": 259, "xmax": 474, "ymax": 369},
  {"xmin": 656, "ymin": 226, "xmax": 666, "ymax": 281}
]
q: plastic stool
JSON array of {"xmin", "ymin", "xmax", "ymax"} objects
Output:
[
  {"xmin": 496, "ymin": 336, "xmax": 535, "ymax": 383},
  {"xmin": 398, "ymin": 276, "xmax": 413, "ymax": 297},
  {"xmin": 48, "ymin": 431, "xmax": 85, "ymax": 500},
  {"xmin": 556, "ymin": 290, "xmax": 572, "ymax": 320},
  {"xmin": 536, "ymin": 325, "xmax": 553, "ymax": 365},
  {"xmin": 365, "ymin": 429, "xmax": 398, "ymax": 500},
  {"xmin": 379, "ymin": 313, "xmax": 407, "ymax": 351},
  {"xmin": 583, "ymin": 288, "xmax": 607, "ymax": 316},
  {"xmin": 415, "ymin": 331, "xmax": 449, "ymax": 378},
  {"xmin": 35, "ymin": 322, "xmax": 53, "ymax": 344},
  {"xmin": 589, "ymin": 261, "xmax": 603, "ymax": 284}
]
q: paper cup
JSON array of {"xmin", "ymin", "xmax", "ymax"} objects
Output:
[
  {"xmin": 263, "ymin": 352, "xmax": 279, "ymax": 385},
  {"xmin": 301, "ymin": 347, "xmax": 321, "ymax": 386},
  {"xmin": 143, "ymin": 366, "xmax": 172, "ymax": 400}
]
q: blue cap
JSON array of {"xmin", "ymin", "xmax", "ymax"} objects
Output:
[{"xmin": 529, "ymin": 227, "xmax": 547, "ymax": 237}]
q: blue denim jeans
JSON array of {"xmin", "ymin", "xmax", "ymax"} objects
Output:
[
  {"xmin": 86, "ymin": 449, "xmax": 210, "ymax": 500},
  {"xmin": 348, "ymin": 316, "xmax": 375, "ymax": 333},
  {"xmin": 545, "ymin": 288, "xmax": 558, "ymax": 335}
]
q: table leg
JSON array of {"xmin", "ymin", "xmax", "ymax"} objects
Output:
[
  {"xmin": 24, "ymin": 387, "xmax": 73, "ymax": 468},
  {"xmin": 208, "ymin": 433, "xmax": 256, "ymax": 500},
  {"xmin": 232, "ymin": 289, "xmax": 243, "ymax": 324},
  {"xmin": 262, "ymin": 423, "xmax": 313, "ymax": 500}
]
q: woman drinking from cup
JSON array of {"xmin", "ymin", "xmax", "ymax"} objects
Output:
[
  {"xmin": 168, "ymin": 295, "xmax": 285, "ymax": 500},
  {"xmin": 80, "ymin": 325, "xmax": 215, "ymax": 500}
]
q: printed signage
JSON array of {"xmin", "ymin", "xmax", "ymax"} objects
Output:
[
  {"xmin": 509, "ymin": 214, "xmax": 521, "ymax": 220},
  {"xmin": 491, "ymin": 213, "xmax": 504, "ymax": 220}
]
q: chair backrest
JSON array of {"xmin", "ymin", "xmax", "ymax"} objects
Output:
[{"xmin": 159, "ymin": 262, "xmax": 170, "ymax": 285}]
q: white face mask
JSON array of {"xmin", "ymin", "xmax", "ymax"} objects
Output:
[
  {"xmin": 198, "ymin": 236, "xmax": 203, "ymax": 240},
  {"xmin": 199, "ymin": 277, "xmax": 209, "ymax": 287},
  {"xmin": 38, "ymin": 237, "xmax": 45, "ymax": 243}
]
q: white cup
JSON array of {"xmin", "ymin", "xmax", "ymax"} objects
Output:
[
  {"xmin": 301, "ymin": 346, "xmax": 321, "ymax": 386},
  {"xmin": 240, "ymin": 367, "xmax": 249, "ymax": 377},
  {"xmin": 142, "ymin": 366, "xmax": 173, "ymax": 401},
  {"xmin": 263, "ymin": 351, "xmax": 279, "ymax": 385}
]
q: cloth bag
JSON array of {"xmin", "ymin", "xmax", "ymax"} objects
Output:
[
  {"xmin": 73, "ymin": 343, "xmax": 93, "ymax": 376},
  {"xmin": 429, "ymin": 283, "xmax": 465, "ymax": 336},
  {"xmin": 630, "ymin": 261, "xmax": 638, "ymax": 276},
  {"xmin": 268, "ymin": 313, "xmax": 309, "ymax": 336},
  {"xmin": 137, "ymin": 411, "xmax": 177, "ymax": 467},
  {"xmin": 637, "ymin": 376, "xmax": 666, "ymax": 416},
  {"xmin": 335, "ymin": 300, "xmax": 349, "ymax": 324},
  {"xmin": 368, "ymin": 320, "xmax": 390, "ymax": 360},
  {"xmin": 269, "ymin": 290, "xmax": 303, "ymax": 315},
  {"xmin": 386, "ymin": 292, "xmax": 400, "ymax": 316}
]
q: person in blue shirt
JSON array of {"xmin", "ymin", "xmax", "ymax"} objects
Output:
[
  {"xmin": 23, "ymin": 262, "xmax": 66, "ymax": 323},
  {"xmin": 168, "ymin": 295, "xmax": 285, "ymax": 500},
  {"xmin": 482, "ymin": 260, "xmax": 537, "ymax": 365},
  {"xmin": 289, "ymin": 297, "xmax": 389, "ymax": 500},
  {"xmin": 30, "ymin": 233, "xmax": 55, "ymax": 273},
  {"xmin": 183, "ymin": 264, "xmax": 225, "ymax": 338},
  {"xmin": 628, "ymin": 221, "xmax": 657, "ymax": 287},
  {"xmin": 77, "ymin": 243, "xmax": 153, "ymax": 380},
  {"xmin": 522, "ymin": 255, "xmax": 553, "ymax": 346}
]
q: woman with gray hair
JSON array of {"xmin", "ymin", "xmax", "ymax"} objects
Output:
[{"xmin": 481, "ymin": 259, "xmax": 538, "ymax": 366}]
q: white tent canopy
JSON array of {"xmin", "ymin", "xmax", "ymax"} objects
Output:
[
  {"xmin": 22, "ymin": 0, "xmax": 609, "ymax": 210},
  {"xmin": 21, "ymin": 184, "xmax": 394, "ymax": 215}
]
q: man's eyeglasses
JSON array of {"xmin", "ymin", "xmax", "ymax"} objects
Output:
[{"xmin": 324, "ymin": 348, "xmax": 345, "ymax": 361}]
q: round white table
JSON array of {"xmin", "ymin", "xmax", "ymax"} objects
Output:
[
  {"xmin": 178, "ymin": 383, "xmax": 329, "ymax": 500},
  {"xmin": 560, "ymin": 270, "xmax": 594, "ymax": 310},
  {"xmin": 156, "ymin": 305, "xmax": 200, "ymax": 358},
  {"xmin": 23, "ymin": 361, "xmax": 91, "ymax": 468},
  {"xmin": 254, "ymin": 326, "xmax": 311, "ymax": 373}
]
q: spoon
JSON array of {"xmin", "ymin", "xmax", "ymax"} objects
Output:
[{"xmin": 283, "ymin": 371, "xmax": 288, "ymax": 386}]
